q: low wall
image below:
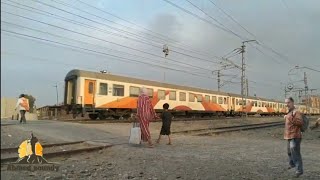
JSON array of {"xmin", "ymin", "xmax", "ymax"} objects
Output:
[{"xmin": 9, "ymin": 112, "xmax": 38, "ymax": 121}]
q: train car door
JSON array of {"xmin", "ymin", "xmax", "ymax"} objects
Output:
[
  {"xmin": 231, "ymin": 97, "xmax": 235, "ymax": 110},
  {"xmin": 84, "ymin": 79, "xmax": 96, "ymax": 105}
]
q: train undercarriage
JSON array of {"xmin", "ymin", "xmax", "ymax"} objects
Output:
[{"xmin": 64, "ymin": 105, "xmax": 298, "ymax": 120}]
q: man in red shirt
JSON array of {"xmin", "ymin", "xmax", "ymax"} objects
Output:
[{"xmin": 284, "ymin": 97, "xmax": 303, "ymax": 178}]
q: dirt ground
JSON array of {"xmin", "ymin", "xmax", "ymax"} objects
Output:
[{"xmin": 1, "ymin": 117, "xmax": 320, "ymax": 180}]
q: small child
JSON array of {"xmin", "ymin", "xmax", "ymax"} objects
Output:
[{"xmin": 156, "ymin": 103, "xmax": 173, "ymax": 145}]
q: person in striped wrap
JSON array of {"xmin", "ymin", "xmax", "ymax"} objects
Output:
[{"xmin": 136, "ymin": 87, "xmax": 158, "ymax": 148}]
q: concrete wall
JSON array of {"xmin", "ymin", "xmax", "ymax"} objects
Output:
[
  {"xmin": 1, "ymin": 98, "xmax": 17, "ymax": 119},
  {"xmin": 1, "ymin": 97, "xmax": 38, "ymax": 120}
]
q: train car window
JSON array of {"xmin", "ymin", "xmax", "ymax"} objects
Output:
[
  {"xmin": 113, "ymin": 84, "xmax": 124, "ymax": 96},
  {"xmin": 147, "ymin": 88, "xmax": 153, "ymax": 98},
  {"xmin": 224, "ymin": 97, "xmax": 227, "ymax": 104},
  {"xmin": 189, "ymin": 93, "xmax": 195, "ymax": 102},
  {"xmin": 212, "ymin": 96, "xmax": 217, "ymax": 103},
  {"xmin": 129, "ymin": 86, "xmax": 140, "ymax": 97},
  {"xmin": 258, "ymin": 102, "xmax": 261, "ymax": 107},
  {"xmin": 218, "ymin": 97, "xmax": 223, "ymax": 104},
  {"xmin": 254, "ymin": 101, "xmax": 257, "ymax": 107},
  {"xmin": 179, "ymin": 92, "xmax": 186, "ymax": 101},
  {"xmin": 169, "ymin": 91, "xmax": 176, "ymax": 100},
  {"xmin": 236, "ymin": 99, "xmax": 239, "ymax": 105},
  {"xmin": 99, "ymin": 83, "xmax": 108, "ymax": 95},
  {"xmin": 204, "ymin": 95, "xmax": 210, "ymax": 102},
  {"xmin": 158, "ymin": 90, "xmax": 165, "ymax": 100},
  {"xmin": 197, "ymin": 95, "xmax": 202, "ymax": 102},
  {"xmin": 88, "ymin": 82, "xmax": 94, "ymax": 94}
]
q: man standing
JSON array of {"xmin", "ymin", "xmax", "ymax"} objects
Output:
[
  {"xmin": 15, "ymin": 94, "xmax": 29, "ymax": 124},
  {"xmin": 284, "ymin": 97, "xmax": 303, "ymax": 178}
]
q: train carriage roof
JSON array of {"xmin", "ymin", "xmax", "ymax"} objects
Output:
[{"xmin": 65, "ymin": 69, "xmax": 284, "ymax": 103}]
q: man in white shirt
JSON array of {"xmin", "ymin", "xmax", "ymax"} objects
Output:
[{"xmin": 15, "ymin": 94, "xmax": 29, "ymax": 124}]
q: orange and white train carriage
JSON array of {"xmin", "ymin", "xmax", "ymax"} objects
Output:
[{"xmin": 64, "ymin": 69, "xmax": 319, "ymax": 120}]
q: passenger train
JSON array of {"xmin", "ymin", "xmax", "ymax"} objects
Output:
[{"xmin": 64, "ymin": 69, "xmax": 320, "ymax": 120}]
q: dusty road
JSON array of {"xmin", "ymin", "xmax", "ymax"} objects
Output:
[{"xmin": 1, "ymin": 117, "xmax": 320, "ymax": 180}]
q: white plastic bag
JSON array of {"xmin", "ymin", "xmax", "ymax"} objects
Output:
[{"xmin": 129, "ymin": 122, "xmax": 141, "ymax": 145}]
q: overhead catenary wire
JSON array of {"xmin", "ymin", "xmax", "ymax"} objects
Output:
[
  {"xmin": 2, "ymin": 10, "xmax": 215, "ymax": 72},
  {"xmin": 207, "ymin": 0, "xmax": 293, "ymax": 65},
  {"xmin": 3, "ymin": 0, "xmax": 222, "ymax": 64},
  {"xmin": 184, "ymin": 0, "xmax": 246, "ymax": 40},
  {"xmin": 162, "ymin": 0, "xmax": 246, "ymax": 40},
  {"xmin": 1, "ymin": 29, "xmax": 220, "ymax": 81},
  {"xmin": 49, "ymin": 0, "xmax": 224, "ymax": 63},
  {"xmin": 1, "ymin": 20, "xmax": 211, "ymax": 75}
]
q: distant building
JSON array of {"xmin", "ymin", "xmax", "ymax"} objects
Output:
[{"xmin": 1, "ymin": 97, "xmax": 17, "ymax": 119}]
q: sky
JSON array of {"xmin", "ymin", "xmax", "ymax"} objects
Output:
[{"xmin": 1, "ymin": 0, "xmax": 320, "ymax": 107}]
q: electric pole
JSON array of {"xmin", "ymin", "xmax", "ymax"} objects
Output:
[
  {"xmin": 54, "ymin": 84, "xmax": 59, "ymax": 105},
  {"xmin": 246, "ymin": 78, "xmax": 249, "ymax": 96},
  {"xmin": 218, "ymin": 70, "xmax": 221, "ymax": 91},
  {"xmin": 53, "ymin": 83, "xmax": 59, "ymax": 120},
  {"xmin": 240, "ymin": 40, "xmax": 257, "ymax": 118},
  {"xmin": 163, "ymin": 44, "xmax": 169, "ymax": 82},
  {"xmin": 304, "ymin": 72, "xmax": 308, "ymax": 114}
]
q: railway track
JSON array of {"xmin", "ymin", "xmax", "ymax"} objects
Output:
[
  {"xmin": 59, "ymin": 115, "xmax": 278, "ymax": 124},
  {"xmin": 172, "ymin": 121, "xmax": 284, "ymax": 136},
  {"xmin": 1, "ymin": 140, "xmax": 113, "ymax": 164}
]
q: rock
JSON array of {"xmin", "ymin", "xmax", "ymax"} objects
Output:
[
  {"xmin": 8, "ymin": 134, "xmax": 12, "ymax": 137},
  {"xmin": 44, "ymin": 176, "xmax": 50, "ymax": 180},
  {"xmin": 128, "ymin": 175, "xmax": 134, "ymax": 179},
  {"xmin": 94, "ymin": 163, "xmax": 100, "ymax": 166},
  {"xmin": 29, "ymin": 172, "xmax": 36, "ymax": 176},
  {"xmin": 99, "ymin": 150, "xmax": 103, "ymax": 154},
  {"xmin": 176, "ymin": 176, "xmax": 181, "ymax": 179},
  {"xmin": 62, "ymin": 169, "xmax": 67, "ymax": 173},
  {"xmin": 80, "ymin": 170, "xmax": 88, "ymax": 173}
]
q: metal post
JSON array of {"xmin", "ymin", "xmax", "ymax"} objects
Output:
[
  {"xmin": 218, "ymin": 70, "xmax": 221, "ymax": 91},
  {"xmin": 304, "ymin": 72, "xmax": 308, "ymax": 114},
  {"xmin": 54, "ymin": 84, "xmax": 59, "ymax": 120},
  {"xmin": 241, "ymin": 43, "xmax": 245, "ymax": 118}
]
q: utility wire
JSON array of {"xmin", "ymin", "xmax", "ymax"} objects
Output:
[
  {"xmin": 161, "ymin": 0, "xmax": 244, "ymax": 39},
  {"xmin": 3, "ymin": 0, "xmax": 222, "ymax": 64},
  {"xmin": 2, "ymin": 20, "xmax": 211, "ymax": 75},
  {"xmin": 74, "ymin": 0, "xmax": 225, "ymax": 62},
  {"xmin": 2, "ymin": 10, "xmax": 214, "ymax": 72},
  {"xmin": 1, "ymin": 29, "xmax": 219, "ymax": 80},
  {"xmin": 185, "ymin": 0, "xmax": 246, "ymax": 40}
]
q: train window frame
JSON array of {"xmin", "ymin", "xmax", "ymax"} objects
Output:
[
  {"xmin": 189, "ymin": 93, "xmax": 195, "ymax": 102},
  {"xmin": 112, "ymin": 84, "xmax": 124, "ymax": 96},
  {"xmin": 196, "ymin": 94, "xmax": 202, "ymax": 102},
  {"xmin": 218, "ymin": 97, "xmax": 223, "ymax": 104},
  {"xmin": 204, "ymin": 95, "xmax": 210, "ymax": 102},
  {"xmin": 224, "ymin": 97, "xmax": 227, "ymax": 104},
  {"xmin": 212, "ymin": 96, "xmax": 217, "ymax": 103},
  {"xmin": 158, "ymin": 90, "xmax": 166, "ymax": 100},
  {"xmin": 179, "ymin": 92, "xmax": 186, "ymax": 101},
  {"xmin": 99, "ymin": 83, "xmax": 108, "ymax": 95},
  {"xmin": 169, "ymin": 91, "xmax": 176, "ymax": 100},
  {"xmin": 147, "ymin": 88, "xmax": 154, "ymax": 98},
  {"xmin": 129, "ymin": 86, "xmax": 140, "ymax": 97},
  {"xmin": 88, "ymin": 82, "xmax": 94, "ymax": 94}
]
